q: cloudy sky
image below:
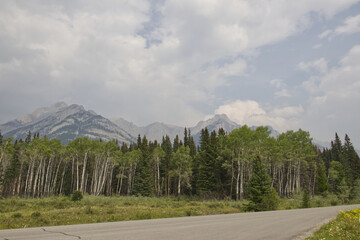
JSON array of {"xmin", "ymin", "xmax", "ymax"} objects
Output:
[{"xmin": 0, "ymin": 0, "xmax": 360, "ymax": 147}]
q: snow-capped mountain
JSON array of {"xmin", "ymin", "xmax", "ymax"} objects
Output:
[{"xmin": 0, "ymin": 103, "xmax": 135, "ymax": 144}]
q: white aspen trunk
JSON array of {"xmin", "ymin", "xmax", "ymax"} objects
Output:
[
  {"xmin": 39, "ymin": 159, "xmax": 46, "ymax": 196},
  {"xmin": 119, "ymin": 169, "xmax": 124, "ymax": 196},
  {"xmin": 84, "ymin": 173, "xmax": 88, "ymax": 194},
  {"xmin": 59, "ymin": 164, "xmax": 66, "ymax": 194},
  {"xmin": 177, "ymin": 172, "xmax": 181, "ymax": 201},
  {"xmin": 230, "ymin": 160, "xmax": 234, "ymax": 199},
  {"xmin": 98, "ymin": 158, "xmax": 109, "ymax": 195},
  {"xmin": 32, "ymin": 159, "xmax": 42, "ymax": 197},
  {"xmin": 157, "ymin": 160, "xmax": 160, "ymax": 196},
  {"xmin": 44, "ymin": 158, "xmax": 52, "ymax": 196},
  {"xmin": 76, "ymin": 158, "xmax": 79, "ymax": 191},
  {"xmin": 80, "ymin": 152, "xmax": 88, "ymax": 194},
  {"xmin": 51, "ymin": 161, "xmax": 61, "ymax": 195},
  {"xmin": 240, "ymin": 161, "xmax": 244, "ymax": 200},
  {"xmin": 127, "ymin": 164, "xmax": 132, "ymax": 196},
  {"xmin": 17, "ymin": 160, "xmax": 24, "ymax": 195},
  {"xmin": 24, "ymin": 161, "xmax": 32, "ymax": 196},
  {"xmin": 71, "ymin": 157, "xmax": 74, "ymax": 192},
  {"xmin": 236, "ymin": 159, "xmax": 240, "ymax": 201}
]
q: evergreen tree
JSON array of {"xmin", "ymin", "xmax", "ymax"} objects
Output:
[
  {"xmin": 344, "ymin": 134, "xmax": 360, "ymax": 182},
  {"xmin": 247, "ymin": 157, "xmax": 279, "ymax": 211},
  {"xmin": 196, "ymin": 128, "xmax": 216, "ymax": 195},
  {"xmin": 0, "ymin": 130, "xmax": 3, "ymax": 145},
  {"xmin": 161, "ymin": 135, "xmax": 172, "ymax": 195},
  {"xmin": 315, "ymin": 160, "xmax": 330, "ymax": 195},
  {"xmin": 25, "ymin": 131, "xmax": 32, "ymax": 144},
  {"xmin": 132, "ymin": 136, "xmax": 153, "ymax": 196},
  {"xmin": 173, "ymin": 135, "xmax": 180, "ymax": 153}
]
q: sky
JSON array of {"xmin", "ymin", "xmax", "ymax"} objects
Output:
[{"xmin": 0, "ymin": 0, "xmax": 360, "ymax": 147}]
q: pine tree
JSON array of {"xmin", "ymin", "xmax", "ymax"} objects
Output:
[
  {"xmin": 196, "ymin": 128, "xmax": 216, "ymax": 195},
  {"xmin": 344, "ymin": 134, "xmax": 360, "ymax": 182},
  {"xmin": 0, "ymin": 129, "xmax": 3, "ymax": 145},
  {"xmin": 315, "ymin": 159, "xmax": 330, "ymax": 195},
  {"xmin": 247, "ymin": 157, "xmax": 279, "ymax": 211},
  {"xmin": 25, "ymin": 131, "xmax": 32, "ymax": 144},
  {"xmin": 161, "ymin": 135, "xmax": 172, "ymax": 195},
  {"xmin": 132, "ymin": 135, "xmax": 153, "ymax": 196},
  {"xmin": 173, "ymin": 135, "xmax": 180, "ymax": 153}
]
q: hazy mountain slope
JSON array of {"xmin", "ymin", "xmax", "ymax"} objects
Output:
[{"xmin": 1, "ymin": 103, "xmax": 135, "ymax": 144}]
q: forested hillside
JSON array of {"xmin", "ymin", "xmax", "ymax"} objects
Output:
[{"xmin": 0, "ymin": 126, "xmax": 359, "ymax": 203}]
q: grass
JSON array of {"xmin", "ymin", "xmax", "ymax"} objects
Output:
[
  {"xmin": 0, "ymin": 193, "xmax": 358, "ymax": 230},
  {"xmin": 306, "ymin": 208, "xmax": 360, "ymax": 240},
  {"xmin": 0, "ymin": 195, "xmax": 248, "ymax": 229}
]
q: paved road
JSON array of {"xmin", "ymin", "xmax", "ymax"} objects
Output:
[{"xmin": 1, "ymin": 204, "xmax": 359, "ymax": 240}]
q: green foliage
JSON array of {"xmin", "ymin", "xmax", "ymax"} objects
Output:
[
  {"xmin": 315, "ymin": 160, "xmax": 330, "ymax": 195},
  {"xmin": 133, "ymin": 136, "xmax": 154, "ymax": 197},
  {"xmin": 307, "ymin": 208, "xmax": 360, "ymax": 240},
  {"xmin": 247, "ymin": 157, "xmax": 279, "ymax": 211},
  {"xmin": 302, "ymin": 190, "xmax": 311, "ymax": 208},
  {"xmin": 337, "ymin": 179, "xmax": 351, "ymax": 204},
  {"xmin": 71, "ymin": 190, "xmax": 83, "ymax": 201},
  {"xmin": 196, "ymin": 128, "xmax": 217, "ymax": 195}
]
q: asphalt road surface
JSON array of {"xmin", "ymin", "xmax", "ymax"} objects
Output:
[{"xmin": 1, "ymin": 204, "xmax": 359, "ymax": 240}]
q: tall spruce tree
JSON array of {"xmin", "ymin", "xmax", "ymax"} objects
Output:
[
  {"xmin": 196, "ymin": 128, "xmax": 216, "ymax": 195},
  {"xmin": 247, "ymin": 156, "xmax": 279, "ymax": 211},
  {"xmin": 132, "ymin": 135, "xmax": 153, "ymax": 196}
]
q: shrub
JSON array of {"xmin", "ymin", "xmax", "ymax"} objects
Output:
[
  {"xmin": 31, "ymin": 211, "xmax": 41, "ymax": 217},
  {"xmin": 301, "ymin": 190, "xmax": 311, "ymax": 208},
  {"xmin": 12, "ymin": 213, "xmax": 22, "ymax": 218},
  {"xmin": 260, "ymin": 188, "xmax": 280, "ymax": 211},
  {"xmin": 85, "ymin": 206, "xmax": 94, "ymax": 214},
  {"xmin": 71, "ymin": 191, "xmax": 83, "ymax": 202}
]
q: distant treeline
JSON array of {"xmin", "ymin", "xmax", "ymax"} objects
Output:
[{"xmin": 0, "ymin": 126, "xmax": 359, "ymax": 201}]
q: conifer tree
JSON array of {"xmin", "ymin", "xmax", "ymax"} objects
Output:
[
  {"xmin": 132, "ymin": 135, "xmax": 153, "ymax": 196},
  {"xmin": 247, "ymin": 156, "xmax": 279, "ymax": 211},
  {"xmin": 344, "ymin": 134, "xmax": 360, "ymax": 182},
  {"xmin": 161, "ymin": 135, "xmax": 172, "ymax": 195},
  {"xmin": 196, "ymin": 128, "xmax": 216, "ymax": 195},
  {"xmin": 315, "ymin": 160, "xmax": 330, "ymax": 195}
]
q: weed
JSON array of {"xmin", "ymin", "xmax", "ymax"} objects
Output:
[
  {"xmin": 71, "ymin": 191, "xmax": 83, "ymax": 202},
  {"xmin": 12, "ymin": 213, "xmax": 22, "ymax": 218},
  {"xmin": 85, "ymin": 206, "xmax": 94, "ymax": 214},
  {"xmin": 31, "ymin": 211, "xmax": 41, "ymax": 217}
]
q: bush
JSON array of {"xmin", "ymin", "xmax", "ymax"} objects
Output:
[
  {"xmin": 12, "ymin": 213, "xmax": 22, "ymax": 218},
  {"xmin": 71, "ymin": 191, "xmax": 83, "ymax": 202},
  {"xmin": 260, "ymin": 188, "xmax": 280, "ymax": 211},
  {"xmin": 31, "ymin": 211, "xmax": 41, "ymax": 217},
  {"xmin": 301, "ymin": 190, "xmax": 311, "ymax": 208}
]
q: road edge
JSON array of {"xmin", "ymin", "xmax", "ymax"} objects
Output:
[{"xmin": 291, "ymin": 217, "xmax": 335, "ymax": 240}]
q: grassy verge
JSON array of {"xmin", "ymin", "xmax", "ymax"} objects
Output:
[
  {"xmin": 0, "ymin": 192, "xmax": 358, "ymax": 230},
  {"xmin": 0, "ymin": 195, "xmax": 247, "ymax": 229},
  {"xmin": 306, "ymin": 208, "xmax": 360, "ymax": 240}
]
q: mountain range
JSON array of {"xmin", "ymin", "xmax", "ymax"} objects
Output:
[{"xmin": 0, "ymin": 102, "xmax": 279, "ymax": 145}]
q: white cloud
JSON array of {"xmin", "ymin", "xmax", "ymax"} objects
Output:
[
  {"xmin": 270, "ymin": 79, "xmax": 291, "ymax": 97},
  {"xmin": 318, "ymin": 14, "xmax": 360, "ymax": 39},
  {"xmin": 318, "ymin": 30, "xmax": 332, "ymax": 39},
  {"xmin": 0, "ymin": 0, "xmax": 359, "ymax": 127},
  {"xmin": 335, "ymin": 14, "xmax": 360, "ymax": 35},
  {"xmin": 302, "ymin": 45, "xmax": 360, "ymax": 146},
  {"xmin": 214, "ymin": 100, "xmax": 302, "ymax": 131},
  {"xmin": 298, "ymin": 58, "xmax": 328, "ymax": 74},
  {"xmin": 270, "ymin": 106, "xmax": 304, "ymax": 118}
]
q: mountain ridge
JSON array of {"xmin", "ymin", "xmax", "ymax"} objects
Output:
[{"xmin": 1, "ymin": 102, "xmax": 284, "ymax": 146}]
